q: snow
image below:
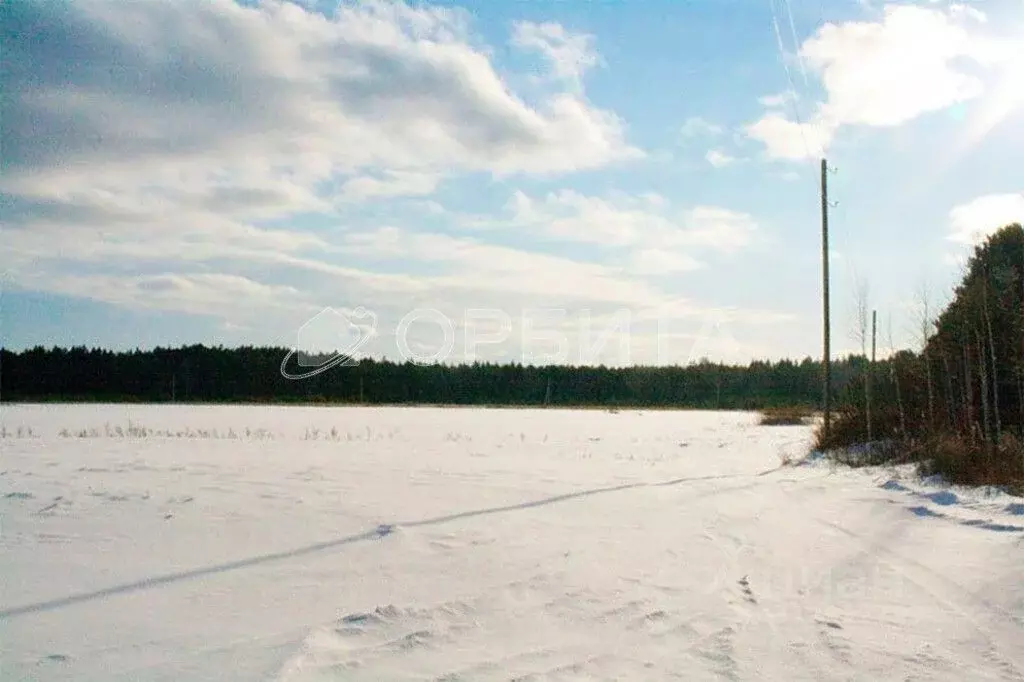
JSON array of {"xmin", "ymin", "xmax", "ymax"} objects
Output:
[{"xmin": 1, "ymin": 403, "xmax": 1022, "ymax": 681}]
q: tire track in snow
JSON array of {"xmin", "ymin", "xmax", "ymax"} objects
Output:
[
  {"xmin": 0, "ymin": 472, "xmax": 771, "ymax": 619},
  {"xmin": 690, "ymin": 469, "xmax": 1021, "ymax": 681},
  {"xmin": 271, "ymin": 468, "xmax": 805, "ymax": 681},
  {"xmin": 813, "ymin": 516, "xmax": 1024, "ymax": 680}
]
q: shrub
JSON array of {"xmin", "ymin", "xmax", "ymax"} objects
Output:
[
  {"xmin": 914, "ymin": 432, "xmax": 1024, "ymax": 493},
  {"xmin": 812, "ymin": 403, "xmax": 905, "ymax": 452},
  {"xmin": 759, "ymin": 406, "xmax": 815, "ymax": 426}
]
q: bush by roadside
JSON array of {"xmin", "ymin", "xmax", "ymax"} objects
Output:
[
  {"xmin": 813, "ymin": 406, "xmax": 1024, "ymax": 494},
  {"xmin": 759, "ymin": 406, "xmax": 816, "ymax": 426}
]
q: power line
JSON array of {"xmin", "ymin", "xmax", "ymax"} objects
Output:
[
  {"xmin": 768, "ymin": 0, "xmax": 841, "ymax": 168},
  {"xmin": 768, "ymin": 0, "xmax": 812, "ymax": 161},
  {"xmin": 781, "ymin": 0, "xmax": 811, "ymax": 91}
]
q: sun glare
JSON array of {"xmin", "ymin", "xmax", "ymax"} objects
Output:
[
  {"xmin": 963, "ymin": 43, "xmax": 1024, "ymax": 147},
  {"xmin": 963, "ymin": 3, "xmax": 1024, "ymax": 142},
  {"xmin": 929, "ymin": 14, "xmax": 1024, "ymax": 184}
]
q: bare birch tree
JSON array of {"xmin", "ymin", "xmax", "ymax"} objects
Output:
[
  {"xmin": 914, "ymin": 282, "xmax": 936, "ymax": 431},
  {"xmin": 852, "ymin": 276, "xmax": 871, "ymax": 440},
  {"xmin": 886, "ymin": 313, "xmax": 906, "ymax": 437}
]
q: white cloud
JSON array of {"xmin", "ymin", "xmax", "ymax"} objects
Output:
[
  {"xmin": 503, "ymin": 190, "xmax": 760, "ymax": 254},
  {"xmin": 948, "ymin": 192, "xmax": 1024, "ymax": 244},
  {"xmin": 680, "ymin": 116, "xmax": 724, "ymax": 139},
  {"xmin": 323, "ymin": 225, "xmax": 792, "ymax": 365},
  {"xmin": 506, "ymin": 190, "xmax": 654, "ymax": 247},
  {"xmin": 744, "ymin": 112, "xmax": 835, "ymax": 161},
  {"xmin": 2, "ymin": 0, "xmax": 639, "ymax": 197},
  {"xmin": 804, "ymin": 5, "xmax": 989, "ymax": 128},
  {"xmin": 639, "ymin": 192, "xmax": 667, "ymax": 208},
  {"xmin": 759, "ymin": 91, "xmax": 798, "ymax": 108},
  {"xmin": 942, "ymin": 251, "xmax": 969, "ymax": 269},
  {"xmin": 510, "ymin": 20, "xmax": 599, "ymax": 85},
  {"xmin": 705, "ymin": 149, "xmax": 737, "ymax": 168},
  {"xmin": 0, "ymin": 0, "xmax": 799, "ymax": 362},
  {"xmin": 949, "ymin": 4, "xmax": 987, "ymax": 24},
  {"xmin": 745, "ymin": 4, "xmax": 1012, "ymax": 160},
  {"xmin": 340, "ymin": 226, "xmax": 663, "ymax": 305},
  {"xmin": 0, "ymin": 0, "xmax": 647, "ymax": 326},
  {"xmin": 677, "ymin": 207, "xmax": 759, "ymax": 253},
  {"xmin": 9, "ymin": 271, "xmax": 305, "ymax": 320},
  {"xmin": 1, "ymin": 190, "xmax": 332, "ymax": 271},
  {"xmin": 339, "ymin": 171, "xmax": 442, "ymax": 202},
  {"xmin": 629, "ymin": 249, "xmax": 704, "ymax": 275}
]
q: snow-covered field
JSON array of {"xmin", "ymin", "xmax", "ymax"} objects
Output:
[{"xmin": 2, "ymin": 404, "xmax": 1022, "ymax": 682}]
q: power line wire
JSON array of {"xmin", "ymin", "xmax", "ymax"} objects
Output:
[
  {"xmin": 781, "ymin": 0, "xmax": 811, "ymax": 91},
  {"xmin": 767, "ymin": 0, "xmax": 817, "ymax": 164}
]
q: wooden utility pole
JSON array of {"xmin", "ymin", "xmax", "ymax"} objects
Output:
[{"xmin": 821, "ymin": 158, "xmax": 832, "ymax": 443}]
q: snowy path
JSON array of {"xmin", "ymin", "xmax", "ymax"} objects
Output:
[{"xmin": 2, "ymin": 404, "xmax": 1022, "ymax": 681}]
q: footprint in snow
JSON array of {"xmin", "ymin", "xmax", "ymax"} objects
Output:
[
  {"xmin": 738, "ymin": 576, "xmax": 757, "ymax": 604},
  {"xmin": 815, "ymin": 619, "xmax": 852, "ymax": 663}
]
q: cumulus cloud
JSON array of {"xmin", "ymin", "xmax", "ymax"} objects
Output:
[
  {"xmin": 9, "ymin": 271, "xmax": 306, "ymax": 320},
  {"xmin": 0, "ymin": 0, "xmax": 644, "ymax": 320},
  {"xmin": 629, "ymin": 249, "xmax": 704, "ymax": 275},
  {"xmin": 677, "ymin": 207, "xmax": 760, "ymax": 253},
  {"xmin": 2, "ymin": 0, "xmax": 638, "ymax": 190},
  {"xmin": 744, "ymin": 113, "xmax": 835, "ymax": 162},
  {"xmin": 805, "ymin": 5, "xmax": 990, "ymax": 127},
  {"xmin": 680, "ymin": 116, "xmax": 724, "ymax": 139},
  {"xmin": 0, "ymin": 0, "xmax": 794, "ymax": 361},
  {"xmin": 338, "ymin": 172, "xmax": 443, "ymax": 202},
  {"xmin": 510, "ymin": 20, "xmax": 600, "ymax": 85},
  {"xmin": 745, "ymin": 4, "xmax": 1012, "ymax": 160},
  {"xmin": 327, "ymin": 225, "xmax": 786, "ymax": 365},
  {"xmin": 759, "ymin": 91, "xmax": 799, "ymax": 108},
  {"xmin": 503, "ymin": 190, "xmax": 760, "ymax": 254},
  {"xmin": 948, "ymin": 193, "xmax": 1024, "ymax": 244},
  {"xmin": 705, "ymin": 150, "xmax": 737, "ymax": 168},
  {"xmin": 340, "ymin": 226, "xmax": 665, "ymax": 305}
]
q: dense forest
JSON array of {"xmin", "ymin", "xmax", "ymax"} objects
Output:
[
  {"xmin": 2, "ymin": 344, "xmax": 876, "ymax": 410},
  {"xmin": 820, "ymin": 223, "xmax": 1024, "ymax": 489}
]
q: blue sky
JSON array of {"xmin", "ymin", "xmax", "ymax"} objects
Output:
[{"xmin": 2, "ymin": 0, "xmax": 1023, "ymax": 365}]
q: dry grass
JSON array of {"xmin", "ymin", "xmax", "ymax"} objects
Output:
[
  {"xmin": 914, "ymin": 432, "xmax": 1024, "ymax": 494},
  {"xmin": 759, "ymin": 406, "xmax": 815, "ymax": 426},
  {"xmin": 814, "ymin": 403, "xmax": 1024, "ymax": 492},
  {"xmin": 812, "ymin": 405, "xmax": 907, "ymax": 452}
]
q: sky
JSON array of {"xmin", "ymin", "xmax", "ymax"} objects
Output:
[{"xmin": 2, "ymin": 0, "xmax": 1023, "ymax": 366}]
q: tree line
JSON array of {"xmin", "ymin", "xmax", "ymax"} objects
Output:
[
  {"xmin": 819, "ymin": 223, "xmax": 1024, "ymax": 489},
  {"xmin": 2, "ymin": 344, "xmax": 879, "ymax": 410}
]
